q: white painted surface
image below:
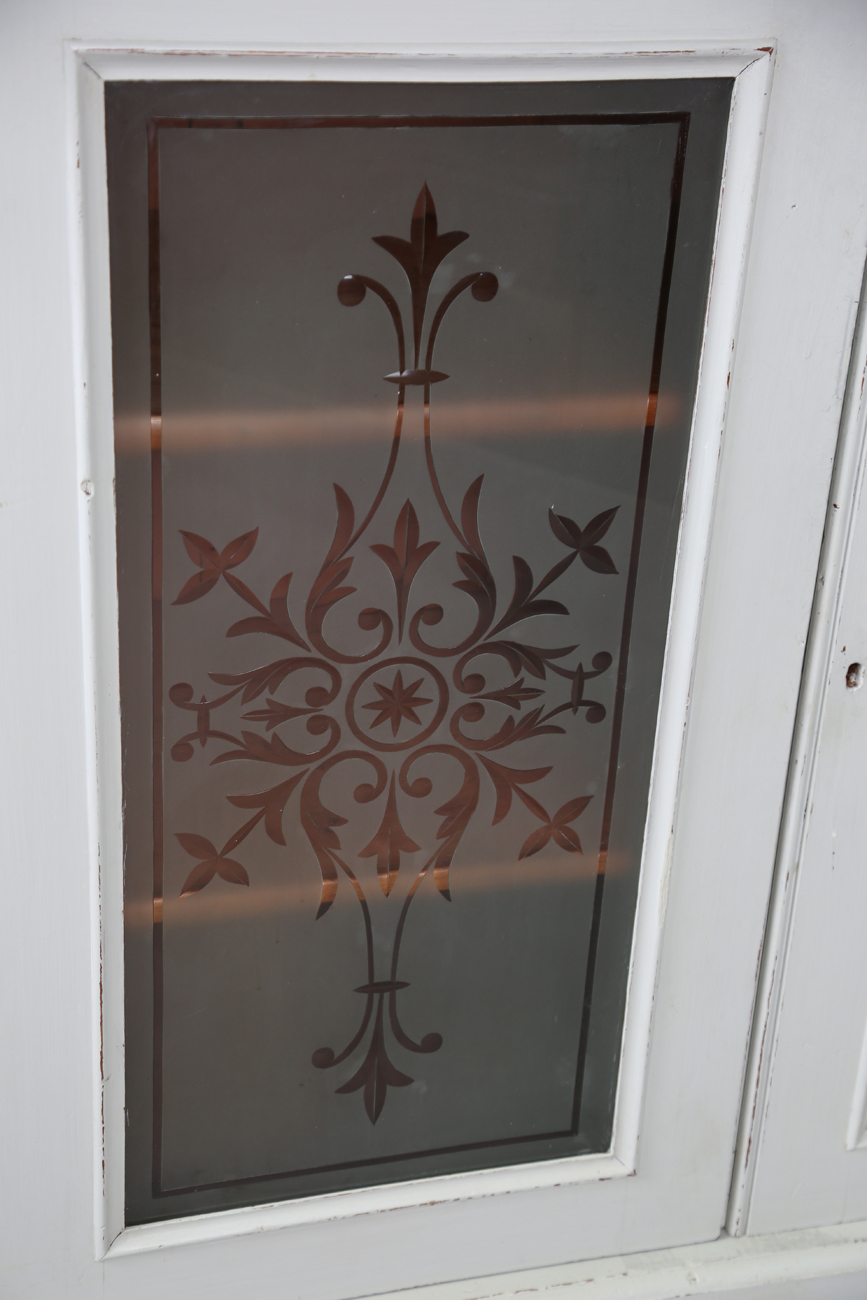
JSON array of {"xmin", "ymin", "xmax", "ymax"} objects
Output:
[
  {"xmin": 76, "ymin": 38, "xmax": 774, "ymax": 1283},
  {"xmin": 2, "ymin": 1, "xmax": 867, "ymax": 1297},
  {"xmin": 727, "ymin": 242, "xmax": 867, "ymax": 1237},
  {"xmin": 377, "ymin": 1221, "xmax": 867, "ymax": 1300},
  {"xmin": 76, "ymin": 39, "xmax": 771, "ymax": 1266},
  {"xmin": 738, "ymin": 244, "xmax": 867, "ymax": 1234}
]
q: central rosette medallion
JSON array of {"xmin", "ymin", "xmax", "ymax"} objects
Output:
[
  {"xmin": 167, "ymin": 185, "xmax": 621, "ymax": 1124},
  {"xmin": 346, "ymin": 657, "xmax": 449, "ymax": 751}
]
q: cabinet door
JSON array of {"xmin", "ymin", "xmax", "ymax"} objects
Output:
[
  {"xmin": 111, "ymin": 74, "xmax": 737, "ymax": 1230},
  {"xmin": 2, "ymin": 3, "xmax": 866, "ymax": 1299},
  {"xmin": 733, "ymin": 264, "xmax": 867, "ymax": 1237}
]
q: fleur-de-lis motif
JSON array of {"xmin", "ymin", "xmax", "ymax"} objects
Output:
[
  {"xmin": 373, "ymin": 182, "xmax": 469, "ymax": 370},
  {"xmin": 167, "ymin": 187, "xmax": 620, "ymax": 1122},
  {"xmin": 359, "ymin": 775, "xmax": 420, "ymax": 897},
  {"xmin": 371, "ymin": 501, "xmax": 439, "ymax": 640}
]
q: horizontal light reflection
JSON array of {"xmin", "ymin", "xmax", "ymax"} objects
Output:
[
  {"xmin": 115, "ymin": 394, "xmax": 680, "ymax": 454},
  {"xmin": 127, "ymin": 853, "xmax": 632, "ymax": 930}
]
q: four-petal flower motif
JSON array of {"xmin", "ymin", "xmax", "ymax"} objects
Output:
[{"xmin": 164, "ymin": 186, "xmax": 623, "ymax": 1125}]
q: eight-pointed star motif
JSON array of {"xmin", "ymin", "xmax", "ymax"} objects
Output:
[{"xmin": 363, "ymin": 670, "xmax": 432, "ymax": 737}]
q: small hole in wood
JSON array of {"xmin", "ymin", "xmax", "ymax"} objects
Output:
[{"xmin": 846, "ymin": 662, "xmax": 864, "ymax": 690}]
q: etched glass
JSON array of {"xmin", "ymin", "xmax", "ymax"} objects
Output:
[{"xmin": 108, "ymin": 78, "xmax": 732, "ymax": 1223}]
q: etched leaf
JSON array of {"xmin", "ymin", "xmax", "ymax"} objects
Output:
[
  {"xmin": 457, "ymin": 704, "xmax": 565, "ymax": 751},
  {"xmin": 481, "ymin": 640, "xmax": 576, "ymax": 682},
  {"xmin": 548, "ymin": 509, "xmax": 581, "ymax": 548},
  {"xmin": 569, "ymin": 664, "xmax": 587, "ymax": 713},
  {"xmin": 460, "ymin": 475, "xmax": 486, "ymax": 560},
  {"xmin": 172, "ymin": 570, "xmax": 220, "ymax": 605},
  {"xmin": 179, "ymin": 531, "xmax": 220, "ymax": 569},
  {"xmin": 222, "ymin": 570, "xmax": 269, "ymax": 613},
  {"xmin": 219, "ymin": 528, "xmax": 259, "ymax": 569},
  {"xmin": 241, "ymin": 698, "xmax": 314, "ymax": 731},
  {"xmin": 493, "ymin": 554, "xmax": 569, "ymax": 633},
  {"xmin": 209, "ymin": 659, "xmax": 294, "ymax": 702},
  {"xmin": 371, "ymin": 234, "xmax": 417, "ymax": 284},
  {"xmin": 221, "ymin": 810, "xmax": 266, "ymax": 856},
  {"xmin": 552, "ymin": 825, "xmax": 583, "ymax": 853},
  {"xmin": 581, "ymin": 507, "xmax": 619, "ymax": 546},
  {"xmin": 518, "ymin": 825, "xmax": 553, "ymax": 860},
  {"xmin": 420, "ymin": 752, "xmax": 480, "ymax": 900},
  {"xmin": 215, "ymin": 857, "xmax": 250, "ymax": 886},
  {"xmin": 371, "ymin": 501, "xmax": 439, "ymax": 639},
  {"xmin": 527, "ymin": 549, "xmax": 578, "ymax": 599},
  {"xmin": 213, "ymin": 728, "xmax": 327, "ymax": 768},
  {"xmin": 579, "ymin": 544, "xmax": 618, "ymax": 575},
  {"xmin": 323, "ymin": 483, "xmax": 355, "ymax": 566},
  {"xmin": 270, "ymin": 573, "xmax": 293, "ymax": 618},
  {"xmin": 313, "ymin": 558, "xmax": 356, "ymax": 609},
  {"xmin": 553, "ymin": 795, "xmax": 593, "ymax": 826},
  {"xmin": 176, "ymin": 832, "xmax": 218, "ymax": 860},
  {"xmin": 227, "ymin": 572, "xmax": 309, "ymax": 648},
  {"xmin": 228, "ymin": 772, "xmax": 308, "ymax": 846},
  {"xmin": 179, "ymin": 859, "xmax": 218, "ymax": 896},
  {"xmin": 478, "ymin": 756, "xmax": 551, "ymax": 825},
  {"xmin": 453, "ymin": 550, "xmax": 496, "ymax": 627},
  {"xmin": 506, "ymin": 554, "xmax": 532, "ymax": 609},
  {"xmin": 359, "ymin": 774, "xmax": 420, "ymax": 895},
  {"xmin": 479, "ymin": 677, "xmax": 544, "ymax": 711},
  {"xmin": 299, "ymin": 771, "xmax": 349, "ymax": 918},
  {"xmin": 548, "ymin": 506, "xmax": 619, "ymax": 575}
]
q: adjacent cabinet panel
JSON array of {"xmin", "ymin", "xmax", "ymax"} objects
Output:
[{"xmin": 744, "ymin": 285, "xmax": 867, "ymax": 1236}]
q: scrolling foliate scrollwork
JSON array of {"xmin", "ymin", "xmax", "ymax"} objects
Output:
[{"xmin": 167, "ymin": 185, "xmax": 621, "ymax": 1124}]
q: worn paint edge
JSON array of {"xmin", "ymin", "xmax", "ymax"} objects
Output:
[
  {"xmin": 609, "ymin": 43, "xmax": 776, "ymax": 1177},
  {"xmin": 65, "ymin": 42, "xmax": 126, "ymax": 1258},
  {"xmin": 365, "ymin": 1219, "xmax": 867, "ymax": 1300},
  {"xmin": 726, "ymin": 226, "xmax": 867, "ymax": 1233},
  {"xmin": 74, "ymin": 41, "xmax": 770, "ymax": 84},
  {"xmin": 73, "ymin": 39, "xmax": 774, "ymax": 1259}
]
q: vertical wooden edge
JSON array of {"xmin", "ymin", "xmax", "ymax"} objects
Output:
[
  {"xmin": 611, "ymin": 46, "xmax": 776, "ymax": 1175},
  {"xmin": 64, "ymin": 43, "xmax": 125, "ymax": 1259},
  {"xmin": 726, "ymin": 172, "xmax": 867, "ymax": 1236},
  {"xmin": 846, "ymin": 951, "xmax": 867, "ymax": 1150}
]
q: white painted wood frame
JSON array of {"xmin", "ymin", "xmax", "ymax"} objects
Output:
[
  {"xmin": 3, "ymin": 3, "xmax": 867, "ymax": 1298},
  {"xmin": 72, "ymin": 35, "xmax": 771, "ymax": 1277},
  {"xmin": 729, "ymin": 227, "xmax": 867, "ymax": 1239}
]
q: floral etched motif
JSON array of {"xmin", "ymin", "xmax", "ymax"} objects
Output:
[
  {"xmin": 168, "ymin": 186, "xmax": 620, "ymax": 1123},
  {"xmin": 363, "ymin": 670, "xmax": 433, "ymax": 737}
]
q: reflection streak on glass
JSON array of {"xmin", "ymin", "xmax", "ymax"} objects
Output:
[{"xmin": 108, "ymin": 83, "xmax": 731, "ymax": 1221}]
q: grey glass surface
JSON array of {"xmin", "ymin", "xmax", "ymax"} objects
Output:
[{"xmin": 107, "ymin": 77, "xmax": 731, "ymax": 1224}]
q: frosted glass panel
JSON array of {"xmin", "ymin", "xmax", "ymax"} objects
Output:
[{"xmin": 108, "ymin": 78, "xmax": 731, "ymax": 1223}]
